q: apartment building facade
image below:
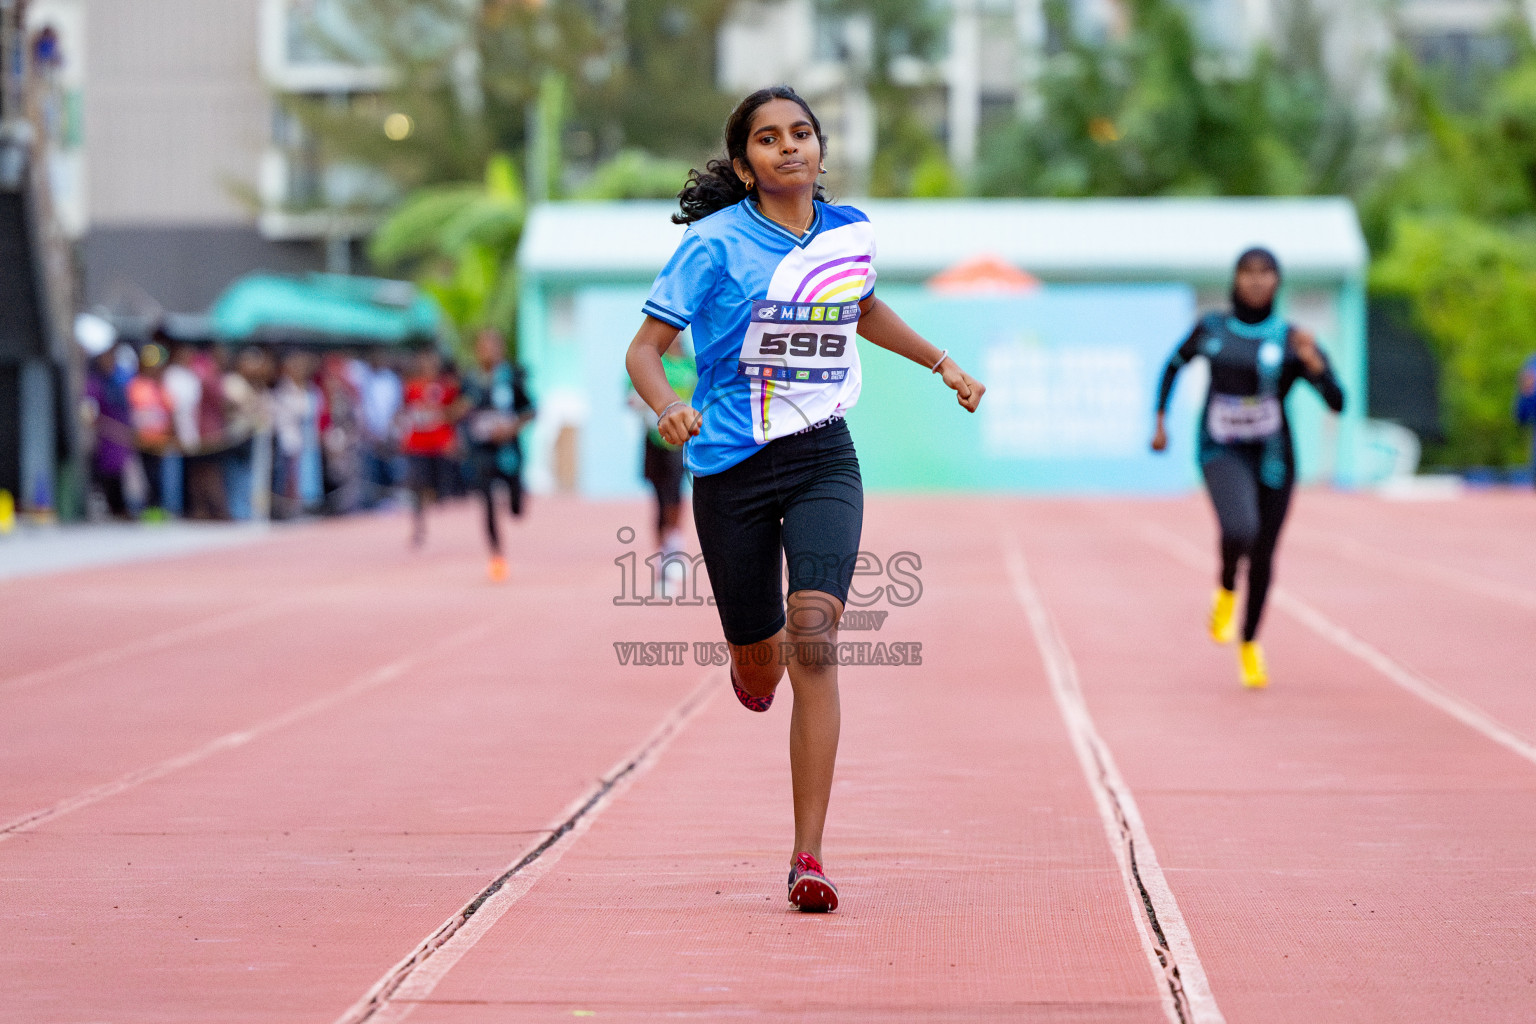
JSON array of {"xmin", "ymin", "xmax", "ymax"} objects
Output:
[{"xmin": 25, "ymin": 0, "xmax": 377, "ymax": 319}]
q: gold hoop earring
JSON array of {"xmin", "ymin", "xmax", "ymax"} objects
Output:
[{"xmin": 744, "ymin": 178, "xmax": 755, "ymax": 190}]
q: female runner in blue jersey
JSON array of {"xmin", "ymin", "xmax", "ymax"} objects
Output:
[
  {"xmin": 1151, "ymin": 247, "xmax": 1345, "ymax": 689},
  {"xmin": 626, "ymin": 86, "xmax": 984, "ymax": 912}
]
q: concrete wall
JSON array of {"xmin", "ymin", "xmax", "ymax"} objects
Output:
[
  {"xmin": 82, "ymin": 225, "xmax": 324, "ymax": 313},
  {"xmin": 77, "ymin": 0, "xmax": 330, "ymax": 312},
  {"xmin": 86, "ymin": 0, "xmax": 268, "ymax": 227}
]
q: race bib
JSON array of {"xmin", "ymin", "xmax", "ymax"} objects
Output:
[
  {"xmin": 1207, "ymin": 394, "xmax": 1282, "ymax": 443},
  {"xmin": 737, "ymin": 299, "xmax": 860, "ymax": 387}
]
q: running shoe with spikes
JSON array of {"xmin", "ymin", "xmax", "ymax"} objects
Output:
[
  {"xmin": 1239, "ymin": 640, "xmax": 1268, "ymax": 689},
  {"xmin": 787, "ymin": 852, "xmax": 838, "ymax": 912},
  {"xmin": 730, "ymin": 664, "xmax": 774, "ymax": 712},
  {"xmin": 1209, "ymin": 588, "xmax": 1238, "ymax": 645}
]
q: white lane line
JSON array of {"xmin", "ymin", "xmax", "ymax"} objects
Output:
[
  {"xmin": 332, "ymin": 673, "xmax": 719, "ymax": 1024},
  {"xmin": 1, "ymin": 599, "xmax": 301, "ymax": 696},
  {"xmin": 1004, "ymin": 534, "xmax": 1224, "ymax": 1024},
  {"xmin": 0, "ymin": 624, "xmax": 492, "ymax": 841},
  {"xmin": 3, "ymin": 551, "xmax": 435, "ymax": 698},
  {"xmin": 1140, "ymin": 523, "xmax": 1536, "ymax": 768},
  {"xmin": 1293, "ymin": 531, "xmax": 1536, "ymax": 616}
]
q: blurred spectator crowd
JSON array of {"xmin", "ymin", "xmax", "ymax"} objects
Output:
[{"xmin": 78, "ymin": 319, "xmax": 479, "ymax": 523}]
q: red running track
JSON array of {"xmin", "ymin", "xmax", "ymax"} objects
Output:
[{"xmin": 1, "ymin": 491, "xmax": 1532, "ymax": 1023}]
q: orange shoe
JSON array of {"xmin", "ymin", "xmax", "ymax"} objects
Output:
[{"xmin": 488, "ymin": 555, "xmax": 508, "ymax": 582}]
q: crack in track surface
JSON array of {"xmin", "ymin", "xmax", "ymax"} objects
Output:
[
  {"xmin": 1005, "ymin": 534, "xmax": 1224, "ymax": 1024},
  {"xmin": 333, "ymin": 675, "xmax": 718, "ymax": 1024},
  {"xmin": 1092, "ymin": 739, "xmax": 1193, "ymax": 1024}
]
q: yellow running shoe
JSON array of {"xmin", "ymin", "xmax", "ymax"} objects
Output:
[
  {"xmin": 1239, "ymin": 641, "xmax": 1268, "ymax": 689},
  {"xmin": 1209, "ymin": 588, "xmax": 1238, "ymax": 645},
  {"xmin": 488, "ymin": 555, "xmax": 509, "ymax": 582}
]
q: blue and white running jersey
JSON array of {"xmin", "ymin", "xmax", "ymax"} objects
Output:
[{"xmin": 643, "ymin": 198, "xmax": 877, "ymax": 476}]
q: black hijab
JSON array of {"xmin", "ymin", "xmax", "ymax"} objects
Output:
[{"xmin": 1232, "ymin": 247, "xmax": 1280, "ymax": 324}]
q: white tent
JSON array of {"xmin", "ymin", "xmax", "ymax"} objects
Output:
[
  {"xmin": 516, "ymin": 197, "xmax": 1385, "ymax": 494},
  {"xmin": 519, "ymin": 197, "xmax": 1367, "ymax": 283}
]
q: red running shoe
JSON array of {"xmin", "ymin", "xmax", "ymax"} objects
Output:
[
  {"xmin": 787, "ymin": 852, "xmax": 838, "ymax": 912},
  {"xmin": 731, "ymin": 664, "xmax": 774, "ymax": 712}
]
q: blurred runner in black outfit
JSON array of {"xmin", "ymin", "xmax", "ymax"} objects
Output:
[
  {"xmin": 1152, "ymin": 248, "xmax": 1346, "ymax": 689},
  {"xmin": 464, "ymin": 329, "xmax": 535, "ymax": 581}
]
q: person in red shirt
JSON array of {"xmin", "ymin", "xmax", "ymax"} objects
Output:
[{"xmin": 398, "ymin": 348, "xmax": 462, "ymax": 547}]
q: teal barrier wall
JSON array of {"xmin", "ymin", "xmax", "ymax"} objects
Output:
[
  {"xmin": 848, "ymin": 284, "xmax": 1201, "ymax": 493},
  {"xmin": 527, "ymin": 281, "xmax": 1355, "ymax": 497}
]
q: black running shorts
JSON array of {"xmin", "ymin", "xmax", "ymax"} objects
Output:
[
  {"xmin": 691, "ymin": 418, "xmax": 864, "ymax": 647},
  {"xmin": 405, "ymin": 453, "xmax": 457, "ymax": 496}
]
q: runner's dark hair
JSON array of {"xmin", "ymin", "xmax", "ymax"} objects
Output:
[
  {"xmin": 1236, "ymin": 247, "xmax": 1281, "ymax": 277},
  {"xmin": 673, "ymin": 86, "xmax": 828, "ymax": 225}
]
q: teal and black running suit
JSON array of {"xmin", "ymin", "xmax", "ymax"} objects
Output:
[{"xmin": 1157, "ymin": 312, "xmax": 1345, "ymax": 642}]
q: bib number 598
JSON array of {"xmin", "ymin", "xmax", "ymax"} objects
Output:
[{"xmin": 758, "ymin": 332, "xmax": 847, "ymax": 358}]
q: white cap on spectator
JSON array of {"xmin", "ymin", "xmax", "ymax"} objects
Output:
[{"xmin": 75, "ymin": 313, "xmax": 116, "ymax": 357}]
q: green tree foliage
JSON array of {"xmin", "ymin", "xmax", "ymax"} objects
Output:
[
  {"xmin": 593, "ymin": 0, "xmax": 737, "ymax": 161},
  {"xmin": 1366, "ymin": 36, "xmax": 1536, "ymax": 467},
  {"xmin": 284, "ymin": 0, "xmax": 597, "ymax": 192},
  {"xmin": 817, "ymin": 0, "xmax": 950, "ymax": 197},
  {"xmin": 1361, "ymin": 44, "xmax": 1536, "ymax": 244},
  {"xmin": 369, "ymin": 154, "xmax": 526, "ymax": 353},
  {"xmin": 909, "ymin": 148, "xmax": 961, "ymax": 198},
  {"xmin": 289, "ymin": 0, "xmax": 734, "ymax": 196},
  {"xmin": 292, "ymin": 0, "xmax": 735, "ymax": 355},
  {"xmin": 869, "ymin": 113, "xmax": 955, "ymax": 199},
  {"xmin": 1372, "ymin": 216, "xmax": 1536, "ymax": 467},
  {"xmin": 975, "ymin": 0, "xmax": 1362, "ymax": 198},
  {"xmin": 574, "ymin": 149, "xmax": 696, "ymax": 199}
]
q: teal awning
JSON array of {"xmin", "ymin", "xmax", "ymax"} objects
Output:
[{"xmin": 210, "ymin": 273, "xmax": 441, "ymax": 346}]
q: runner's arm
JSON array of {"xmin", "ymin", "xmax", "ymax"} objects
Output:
[
  {"xmin": 1289, "ymin": 327, "xmax": 1345, "ymax": 413},
  {"xmin": 1152, "ymin": 323, "xmax": 1204, "ymax": 452},
  {"xmin": 856, "ymin": 295, "xmax": 984, "ymax": 413},
  {"xmin": 1156, "ymin": 323, "xmax": 1204, "ymax": 415},
  {"xmin": 626, "ymin": 317, "xmax": 702, "ymax": 446}
]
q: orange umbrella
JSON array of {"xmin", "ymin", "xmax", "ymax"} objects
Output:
[{"xmin": 926, "ymin": 254, "xmax": 1041, "ymax": 294}]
